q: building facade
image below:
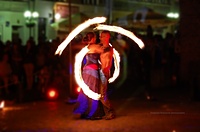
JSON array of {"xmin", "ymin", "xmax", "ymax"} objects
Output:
[{"xmin": 0, "ymin": 0, "xmax": 179, "ymax": 44}]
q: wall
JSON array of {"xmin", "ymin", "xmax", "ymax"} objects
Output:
[
  {"xmin": 0, "ymin": 1, "xmax": 28, "ymax": 44},
  {"xmin": 0, "ymin": 11, "xmax": 27, "ymax": 44},
  {"xmin": 35, "ymin": 0, "xmax": 57, "ymax": 40}
]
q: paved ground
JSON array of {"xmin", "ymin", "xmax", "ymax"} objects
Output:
[{"xmin": 1, "ymin": 85, "xmax": 200, "ymax": 132}]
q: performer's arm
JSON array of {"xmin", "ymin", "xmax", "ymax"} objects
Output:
[{"xmin": 88, "ymin": 44, "xmax": 104, "ymax": 53}]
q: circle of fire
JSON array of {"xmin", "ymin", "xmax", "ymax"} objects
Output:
[
  {"xmin": 94, "ymin": 24, "xmax": 145, "ymax": 49},
  {"xmin": 74, "ymin": 45, "xmax": 120, "ymax": 100},
  {"xmin": 55, "ymin": 17, "xmax": 145, "ymax": 100},
  {"xmin": 55, "ymin": 17, "xmax": 107, "ymax": 55}
]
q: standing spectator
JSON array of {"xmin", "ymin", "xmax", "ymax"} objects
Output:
[
  {"xmin": 0, "ymin": 40, "xmax": 5, "ymax": 54},
  {"xmin": 73, "ymin": 32, "xmax": 105, "ymax": 120},
  {"xmin": 10, "ymin": 43, "xmax": 24, "ymax": 102},
  {"xmin": 23, "ymin": 37, "xmax": 36, "ymax": 90},
  {"xmin": 0, "ymin": 52, "xmax": 12, "ymax": 95}
]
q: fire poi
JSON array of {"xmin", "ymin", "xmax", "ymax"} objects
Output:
[
  {"xmin": 55, "ymin": 17, "xmax": 144, "ymax": 100},
  {"xmin": 94, "ymin": 24, "xmax": 145, "ymax": 49},
  {"xmin": 55, "ymin": 17, "xmax": 107, "ymax": 55},
  {"xmin": 74, "ymin": 44, "xmax": 120, "ymax": 100}
]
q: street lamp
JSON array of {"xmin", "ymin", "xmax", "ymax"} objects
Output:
[
  {"xmin": 167, "ymin": 12, "xmax": 179, "ymax": 19},
  {"xmin": 24, "ymin": 10, "xmax": 39, "ymax": 38}
]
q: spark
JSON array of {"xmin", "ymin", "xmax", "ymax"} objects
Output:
[
  {"xmin": 94, "ymin": 24, "xmax": 145, "ymax": 49},
  {"xmin": 55, "ymin": 17, "xmax": 107, "ymax": 55}
]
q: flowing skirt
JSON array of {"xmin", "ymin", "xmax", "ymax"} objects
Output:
[{"xmin": 73, "ymin": 67, "xmax": 104, "ymax": 118}]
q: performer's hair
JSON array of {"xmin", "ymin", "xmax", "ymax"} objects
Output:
[
  {"xmin": 82, "ymin": 32, "xmax": 96, "ymax": 43},
  {"xmin": 101, "ymin": 30, "xmax": 111, "ymax": 38}
]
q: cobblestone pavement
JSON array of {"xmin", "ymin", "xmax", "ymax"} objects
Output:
[{"xmin": 1, "ymin": 87, "xmax": 200, "ymax": 132}]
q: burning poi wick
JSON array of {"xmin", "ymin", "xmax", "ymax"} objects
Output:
[
  {"xmin": 55, "ymin": 17, "xmax": 107, "ymax": 55},
  {"xmin": 94, "ymin": 24, "xmax": 145, "ymax": 49}
]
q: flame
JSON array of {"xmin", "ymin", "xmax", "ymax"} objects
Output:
[
  {"xmin": 55, "ymin": 17, "xmax": 107, "ymax": 55},
  {"xmin": 74, "ymin": 45, "xmax": 120, "ymax": 100},
  {"xmin": 74, "ymin": 46, "xmax": 101, "ymax": 100},
  {"xmin": 94, "ymin": 24, "xmax": 145, "ymax": 49},
  {"xmin": 109, "ymin": 47, "xmax": 120, "ymax": 83},
  {"xmin": 0, "ymin": 101, "xmax": 5, "ymax": 109}
]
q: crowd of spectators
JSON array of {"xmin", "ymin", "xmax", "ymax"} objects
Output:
[
  {"xmin": 0, "ymin": 27, "xmax": 181, "ymax": 103},
  {"xmin": 111, "ymin": 26, "xmax": 181, "ymax": 99},
  {"xmin": 0, "ymin": 36, "xmax": 69, "ymax": 102}
]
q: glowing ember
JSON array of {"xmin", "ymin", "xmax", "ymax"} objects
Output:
[
  {"xmin": 47, "ymin": 89, "xmax": 58, "ymax": 99},
  {"xmin": 55, "ymin": 17, "xmax": 107, "ymax": 55},
  {"xmin": 94, "ymin": 24, "xmax": 145, "ymax": 49},
  {"xmin": 0, "ymin": 101, "xmax": 4, "ymax": 109},
  {"xmin": 77, "ymin": 87, "xmax": 81, "ymax": 93},
  {"xmin": 49, "ymin": 91, "xmax": 56, "ymax": 97}
]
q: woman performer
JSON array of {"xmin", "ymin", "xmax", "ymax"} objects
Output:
[{"xmin": 73, "ymin": 32, "xmax": 105, "ymax": 120}]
